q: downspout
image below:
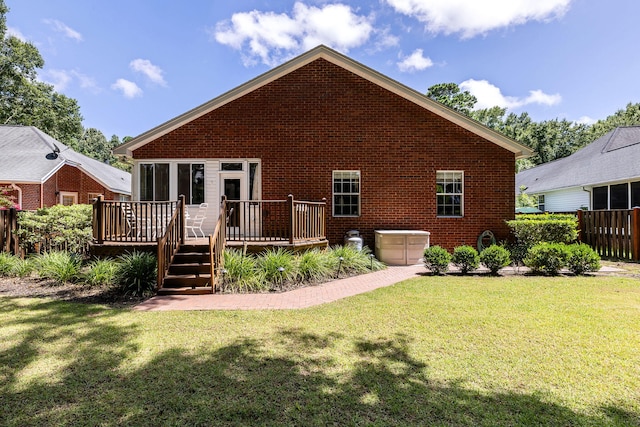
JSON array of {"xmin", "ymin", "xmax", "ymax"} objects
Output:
[
  {"xmin": 582, "ymin": 187, "xmax": 591, "ymax": 210},
  {"xmin": 10, "ymin": 183, "xmax": 22, "ymax": 209}
]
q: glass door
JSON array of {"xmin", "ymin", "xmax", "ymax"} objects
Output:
[{"xmin": 220, "ymin": 173, "xmax": 246, "ymax": 238}]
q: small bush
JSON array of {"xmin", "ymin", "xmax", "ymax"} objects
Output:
[
  {"xmin": 452, "ymin": 245, "xmax": 479, "ymax": 274},
  {"xmin": 223, "ymin": 250, "xmax": 266, "ymax": 293},
  {"xmin": 257, "ymin": 248, "xmax": 297, "ymax": 289},
  {"xmin": 480, "ymin": 245, "xmax": 511, "ymax": 275},
  {"xmin": 329, "ymin": 245, "xmax": 384, "ymax": 277},
  {"xmin": 34, "ymin": 251, "xmax": 82, "ymax": 284},
  {"xmin": 83, "ymin": 258, "xmax": 119, "ymax": 287},
  {"xmin": 297, "ymin": 249, "xmax": 334, "ymax": 283},
  {"xmin": 115, "ymin": 251, "xmax": 157, "ymax": 297},
  {"xmin": 566, "ymin": 244, "xmax": 601, "ymax": 275},
  {"xmin": 0, "ymin": 252, "xmax": 20, "ymax": 276},
  {"xmin": 524, "ymin": 243, "xmax": 569, "ymax": 275},
  {"xmin": 423, "ymin": 246, "xmax": 451, "ymax": 275},
  {"xmin": 13, "ymin": 257, "xmax": 35, "ymax": 278}
]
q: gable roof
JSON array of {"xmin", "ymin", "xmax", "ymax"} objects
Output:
[
  {"xmin": 516, "ymin": 126, "xmax": 640, "ymax": 193},
  {"xmin": 114, "ymin": 45, "xmax": 533, "ymax": 159},
  {"xmin": 0, "ymin": 125, "xmax": 131, "ymax": 195}
]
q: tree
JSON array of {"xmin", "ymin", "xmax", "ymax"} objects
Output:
[
  {"xmin": 426, "ymin": 82, "xmax": 477, "ymax": 115},
  {"xmin": 0, "ymin": 1, "xmax": 83, "ymax": 145},
  {"xmin": 587, "ymin": 102, "xmax": 640, "ymax": 141}
]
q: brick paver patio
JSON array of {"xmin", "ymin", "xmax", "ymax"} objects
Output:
[{"xmin": 134, "ymin": 264, "xmax": 425, "ymax": 311}]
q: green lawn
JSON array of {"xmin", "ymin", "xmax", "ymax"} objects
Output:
[{"xmin": 1, "ymin": 275, "xmax": 639, "ymax": 426}]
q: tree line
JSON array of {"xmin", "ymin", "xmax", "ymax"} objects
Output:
[{"xmin": 426, "ymin": 83, "xmax": 640, "ymax": 171}]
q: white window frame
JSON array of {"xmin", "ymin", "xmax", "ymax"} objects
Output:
[
  {"xmin": 332, "ymin": 170, "xmax": 361, "ymax": 217},
  {"xmin": 436, "ymin": 171, "xmax": 464, "ymax": 217},
  {"xmin": 177, "ymin": 162, "xmax": 205, "ymax": 205},
  {"xmin": 59, "ymin": 191, "xmax": 78, "ymax": 206}
]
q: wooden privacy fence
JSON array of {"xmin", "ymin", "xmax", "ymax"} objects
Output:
[
  {"xmin": 578, "ymin": 208, "xmax": 640, "ymax": 261},
  {"xmin": 0, "ymin": 208, "xmax": 20, "ymax": 255}
]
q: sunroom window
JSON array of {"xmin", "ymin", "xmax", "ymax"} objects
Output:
[
  {"xmin": 178, "ymin": 163, "xmax": 205, "ymax": 204},
  {"xmin": 139, "ymin": 163, "xmax": 169, "ymax": 201}
]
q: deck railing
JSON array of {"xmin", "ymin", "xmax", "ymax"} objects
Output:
[
  {"xmin": 208, "ymin": 198, "xmax": 227, "ymax": 293},
  {"xmin": 578, "ymin": 208, "xmax": 640, "ymax": 261},
  {"xmin": 157, "ymin": 196, "xmax": 185, "ymax": 290},
  {"xmin": 225, "ymin": 195, "xmax": 326, "ymax": 244},
  {"xmin": 92, "ymin": 196, "xmax": 179, "ymax": 244}
]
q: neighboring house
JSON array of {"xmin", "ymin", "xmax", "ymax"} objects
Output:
[
  {"xmin": 0, "ymin": 125, "xmax": 131, "ymax": 210},
  {"xmin": 114, "ymin": 45, "xmax": 531, "ymax": 250},
  {"xmin": 516, "ymin": 126, "xmax": 640, "ymax": 212}
]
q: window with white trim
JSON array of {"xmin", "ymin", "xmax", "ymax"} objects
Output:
[
  {"xmin": 59, "ymin": 191, "xmax": 78, "ymax": 206},
  {"xmin": 139, "ymin": 163, "xmax": 169, "ymax": 201},
  {"xmin": 436, "ymin": 171, "xmax": 463, "ymax": 217},
  {"xmin": 177, "ymin": 163, "xmax": 205, "ymax": 204},
  {"xmin": 537, "ymin": 194, "xmax": 545, "ymax": 212},
  {"xmin": 333, "ymin": 171, "xmax": 360, "ymax": 217}
]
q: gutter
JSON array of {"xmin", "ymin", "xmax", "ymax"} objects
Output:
[{"xmin": 10, "ymin": 183, "xmax": 22, "ymax": 209}]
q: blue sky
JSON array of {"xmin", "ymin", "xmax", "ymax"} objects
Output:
[{"xmin": 5, "ymin": 0, "xmax": 640, "ymax": 139}]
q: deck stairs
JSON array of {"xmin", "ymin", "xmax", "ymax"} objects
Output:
[{"xmin": 158, "ymin": 242, "xmax": 214, "ymax": 295}]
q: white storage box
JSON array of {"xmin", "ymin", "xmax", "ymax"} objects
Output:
[{"xmin": 375, "ymin": 230, "xmax": 430, "ymax": 266}]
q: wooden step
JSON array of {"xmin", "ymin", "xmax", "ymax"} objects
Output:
[
  {"xmin": 162, "ymin": 273, "xmax": 211, "ymax": 288},
  {"xmin": 169, "ymin": 262, "xmax": 211, "ymax": 275},
  {"xmin": 172, "ymin": 252, "xmax": 210, "ymax": 264},
  {"xmin": 157, "ymin": 286, "xmax": 212, "ymax": 295}
]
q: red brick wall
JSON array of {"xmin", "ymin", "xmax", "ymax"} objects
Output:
[{"xmin": 134, "ymin": 59, "xmax": 516, "ymax": 251}]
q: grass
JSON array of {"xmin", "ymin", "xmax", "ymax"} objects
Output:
[{"xmin": 1, "ymin": 275, "xmax": 639, "ymax": 426}]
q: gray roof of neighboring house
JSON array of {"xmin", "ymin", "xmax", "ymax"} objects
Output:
[
  {"xmin": 0, "ymin": 125, "xmax": 131, "ymax": 195},
  {"xmin": 516, "ymin": 126, "xmax": 640, "ymax": 193}
]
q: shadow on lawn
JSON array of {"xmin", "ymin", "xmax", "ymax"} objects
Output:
[{"xmin": 1, "ymin": 300, "xmax": 638, "ymax": 426}]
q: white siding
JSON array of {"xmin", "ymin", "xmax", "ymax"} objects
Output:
[{"xmin": 541, "ymin": 188, "xmax": 590, "ymax": 212}]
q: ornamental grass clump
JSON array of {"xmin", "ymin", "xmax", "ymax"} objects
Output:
[
  {"xmin": 479, "ymin": 245, "xmax": 511, "ymax": 275},
  {"xmin": 566, "ymin": 243, "xmax": 601, "ymax": 275},
  {"xmin": 83, "ymin": 258, "xmax": 119, "ymax": 287},
  {"xmin": 451, "ymin": 245, "xmax": 479, "ymax": 274},
  {"xmin": 0, "ymin": 252, "xmax": 20, "ymax": 276},
  {"xmin": 330, "ymin": 245, "xmax": 383, "ymax": 277},
  {"xmin": 296, "ymin": 249, "xmax": 334, "ymax": 283},
  {"xmin": 115, "ymin": 251, "xmax": 157, "ymax": 297},
  {"xmin": 34, "ymin": 251, "xmax": 82, "ymax": 284},
  {"xmin": 257, "ymin": 247, "xmax": 297, "ymax": 289},
  {"xmin": 222, "ymin": 249, "xmax": 266, "ymax": 293},
  {"xmin": 423, "ymin": 245, "xmax": 451, "ymax": 275}
]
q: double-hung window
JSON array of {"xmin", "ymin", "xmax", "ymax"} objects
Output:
[
  {"xmin": 139, "ymin": 163, "xmax": 169, "ymax": 201},
  {"xmin": 436, "ymin": 171, "xmax": 463, "ymax": 217},
  {"xmin": 333, "ymin": 171, "xmax": 360, "ymax": 217},
  {"xmin": 178, "ymin": 163, "xmax": 205, "ymax": 204}
]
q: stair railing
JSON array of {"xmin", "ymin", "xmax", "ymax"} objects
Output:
[
  {"xmin": 208, "ymin": 197, "xmax": 227, "ymax": 293},
  {"xmin": 157, "ymin": 195, "xmax": 185, "ymax": 291}
]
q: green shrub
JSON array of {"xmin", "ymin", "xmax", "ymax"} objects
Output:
[
  {"xmin": 480, "ymin": 245, "xmax": 511, "ymax": 275},
  {"xmin": 423, "ymin": 246, "xmax": 451, "ymax": 275},
  {"xmin": 524, "ymin": 243, "xmax": 570, "ymax": 275},
  {"xmin": 16, "ymin": 204, "xmax": 92, "ymax": 254},
  {"xmin": 34, "ymin": 251, "xmax": 82, "ymax": 284},
  {"xmin": 222, "ymin": 250, "xmax": 266, "ymax": 293},
  {"xmin": 115, "ymin": 251, "xmax": 157, "ymax": 297},
  {"xmin": 452, "ymin": 245, "xmax": 479, "ymax": 274},
  {"xmin": 506, "ymin": 216, "xmax": 578, "ymax": 248},
  {"xmin": 566, "ymin": 244, "xmax": 601, "ymax": 275},
  {"xmin": 330, "ymin": 245, "xmax": 383, "ymax": 277},
  {"xmin": 83, "ymin": 258, "xmax": 119, "ymax": 287},
  {"xmin": 0, "ymin": 252, "xmax": 20, "ymax": 276},
  {"xmin": 297, "ymin": 249, "xmax": 334, "ymax": 283}
]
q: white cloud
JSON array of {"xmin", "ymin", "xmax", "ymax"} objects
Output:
[
  {"xmin": 7, "ymin": 26, "xmax": 26, "ymax": 41},
  {"xmin": 111, "ymin": 79, "xmax": 142, "ymax": 98},
  {"xmin": 71, "ymin": 71, "xmax": 100, "ymax": 93},
  {"xmin": 43, "ymin": 19, "xmax": 83, "ymax": 41},
  {"xmin": 384, "ymin": 0, "xmax": 572, "ymax": 38},
  {"xmin": 397, "ymin": 49, "xmax": 433, "ymax": 72},
  {"xmin": 42, "ymin": 69, "xmax": 72, "ymax": 91},
  {"xmin": 213, "ymin": 2, "xmax": 374, "ymax": 66},
  {"xmin": 130, "ymin": 59, "xmax": 167, "ymax": 86},
  {"xmin": 576, "ymin": 115, "xmax": 596, "ymax": 125},
  {"xmin": 460, "ymin": 79, "xmax": 561, "ymax": 109}
]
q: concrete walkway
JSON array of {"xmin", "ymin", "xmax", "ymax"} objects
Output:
[{"xmin": 134, "ymin": 264, "xmax": 426, "ymax": 311}]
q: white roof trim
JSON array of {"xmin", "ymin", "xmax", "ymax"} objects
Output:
[{"xmin": 115, "ymin": 45, "xmax": 533, "ymax": 159}]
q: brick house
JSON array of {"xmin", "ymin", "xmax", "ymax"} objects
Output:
[
  {"xmin": 0, "ymin": 125, "xmax": 131, "ymax": 210},
  {"xmin": 114, "ymin": 45, "xmax": 531, "ymax": 251}
]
